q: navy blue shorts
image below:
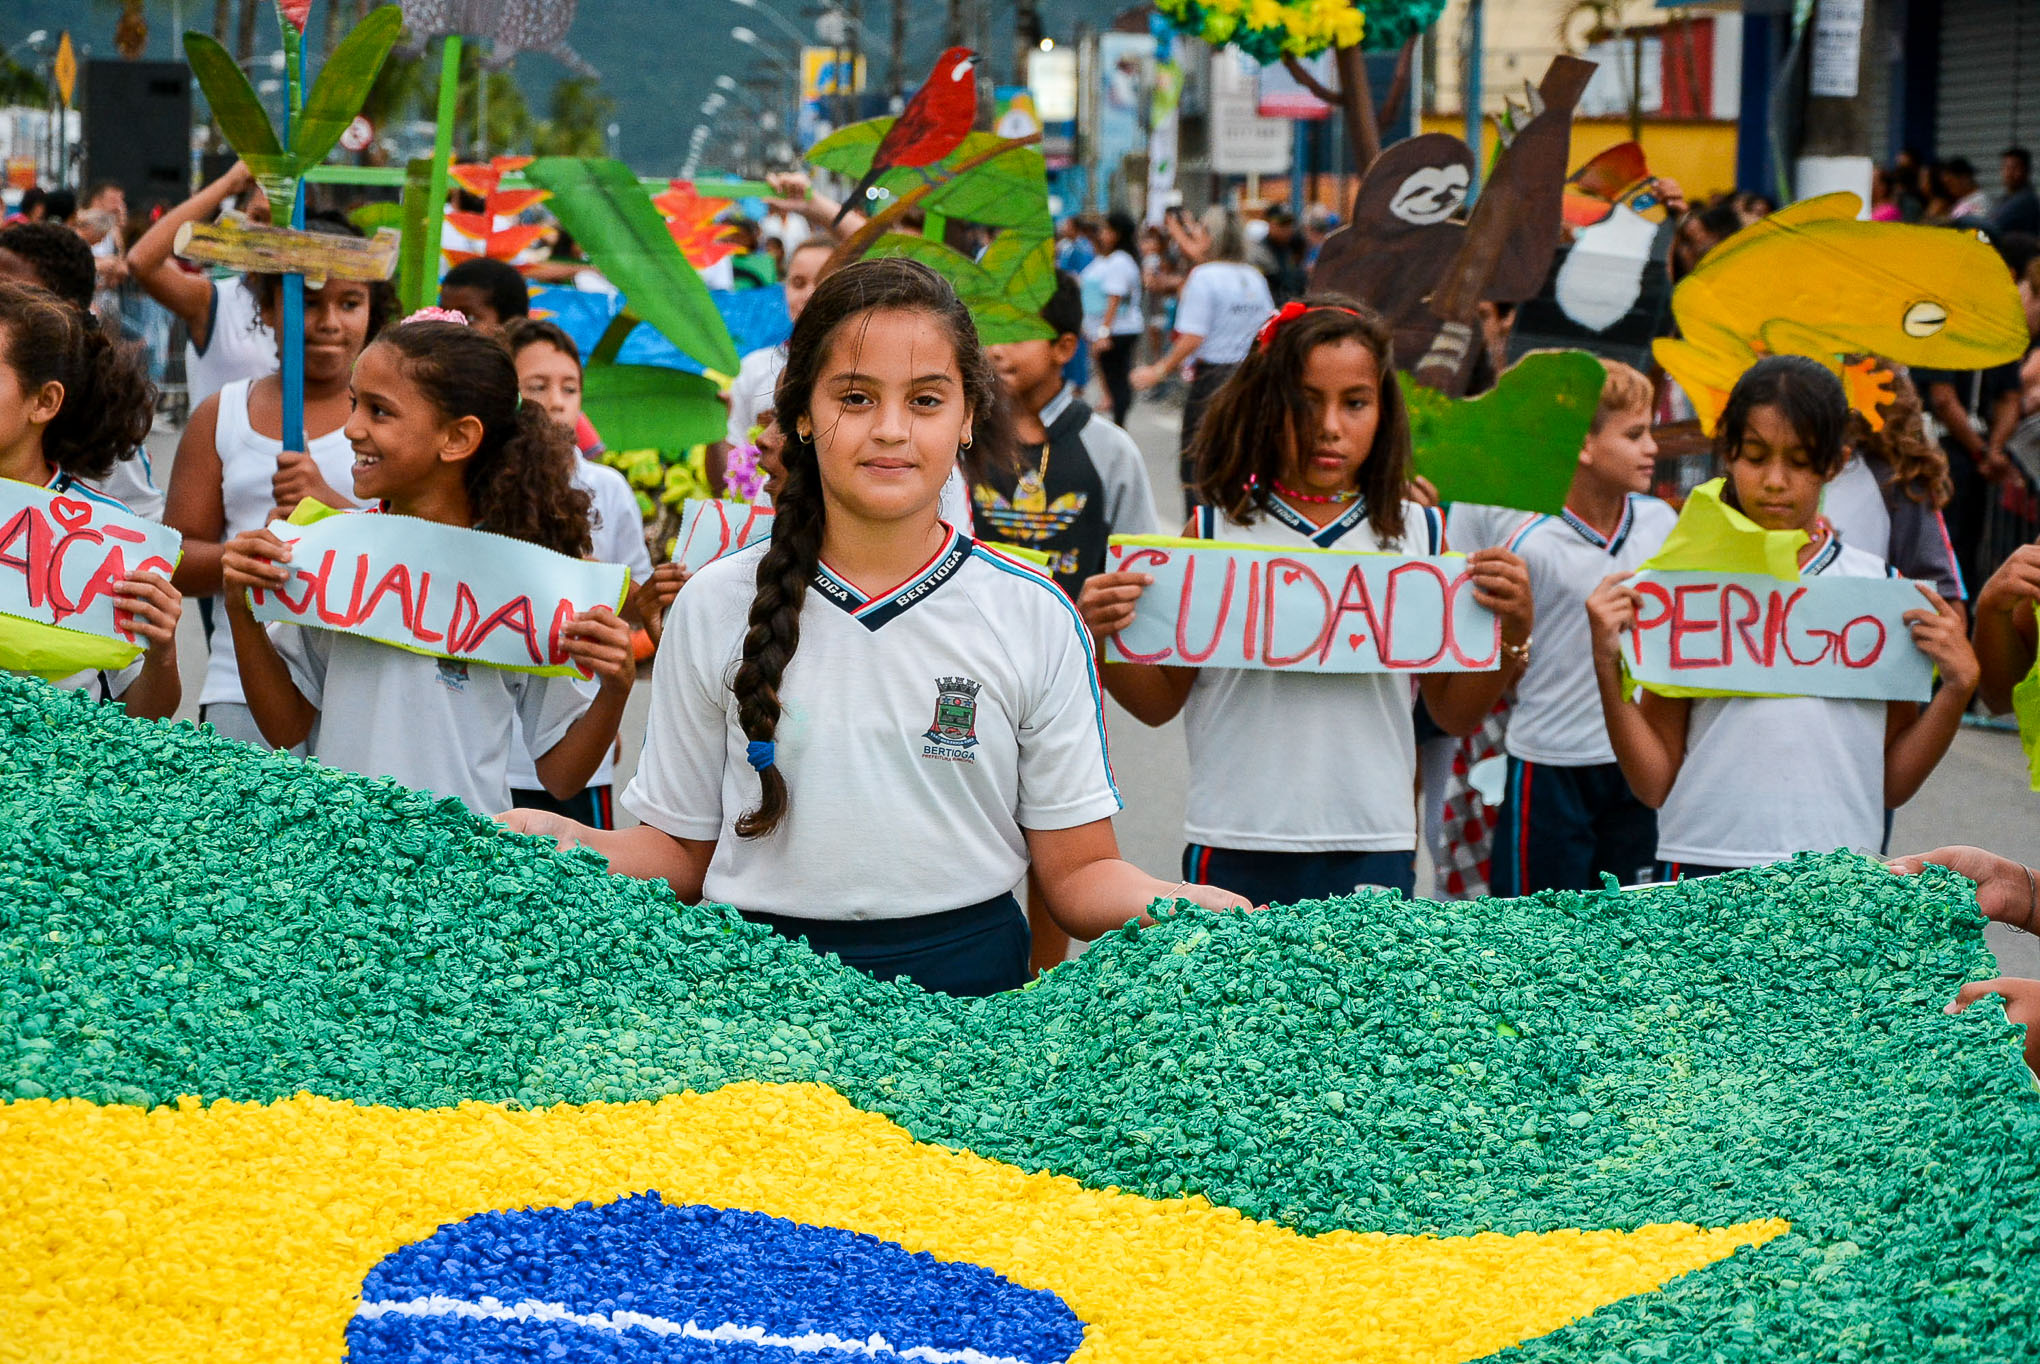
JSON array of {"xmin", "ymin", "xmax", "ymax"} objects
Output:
[
  {"xmin": 741, "ymin": 893, "xmax": 1029, "ymax": 997},
  {"xmin": 1183, "ymin": 844, "xmax": 1416, "ymax": 908},
  {"xmin": 1490, "ymin": 758, "xmax": 1657, "ymax": 896},
  {"xmin": 1657, "ymin": 861, "xmax": 1740, "ymax": 881},
  {"xmin": 510, "ymin": 784, "xmax": 615, "ymax": 830}
]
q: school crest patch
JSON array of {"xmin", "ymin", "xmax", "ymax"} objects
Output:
[{"xmin": 923, "ymin": 675, "xmax": 982, "ymax": 757}]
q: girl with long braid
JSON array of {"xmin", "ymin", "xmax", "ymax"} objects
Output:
[{"xmin": 505, "ymin": 258, "xmax": 1248, "ymax": 996}]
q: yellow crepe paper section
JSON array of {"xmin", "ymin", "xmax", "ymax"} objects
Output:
[
  {"xmin": 979, "ymin": 541, "xmax": 1056, "ymax": 569},
  {"xmin": 264, "ymin": 499, "xmax": 632, "ymax": 680},
  {"xmin": 0, "ymin": 1083, "xmax": 1785, "ymax": 1363},
  {"xmin": 1627, "ymin": 478, "xmax": 1808, "ymax": 701}
]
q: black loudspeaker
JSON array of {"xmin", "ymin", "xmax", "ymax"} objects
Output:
[{"xmin": 82, "ymin": 60, "xmax": 191, "ymax": 211}]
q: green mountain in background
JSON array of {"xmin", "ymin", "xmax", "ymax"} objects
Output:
[{"xmin": 0, "ymin": 0, "xmax": 1102, "ymax": 175}]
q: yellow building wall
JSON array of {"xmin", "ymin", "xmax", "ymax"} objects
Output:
[{"xmin": 1420, "ymin": 114, "xmax": 1742, "ymax": 204}]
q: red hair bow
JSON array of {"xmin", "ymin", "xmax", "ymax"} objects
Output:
[
  {"xmin": 1254, "ymin": 301, "xmax": 1310, "ymax": 351},
  {"xmin": 1254, "ymin": 301, "xmax": 1362, "ymax": 352}
]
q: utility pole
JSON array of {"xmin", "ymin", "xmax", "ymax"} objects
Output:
[
  {"xmin": 889, "ymin": 0, "xmax": 905, "ymax": 107},
  {"xmin": 945, "ymin": 0, "xmax": 963, "ymax": 51},
  {"xmin": 1015, "ymin": 0, "xmax": 1040, "ymax": 88},
  {"xmin": 1798, "ymin": 0, "xmax": 1873, "ymax": 204}
]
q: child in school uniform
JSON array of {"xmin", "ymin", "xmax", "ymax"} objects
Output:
[
  {"xmin": 164, "ymin": 216, "xmax": 393, "ymax": 747},
  {"xmin": 981, "ymin": 269, "xmax": 1161, "ymax": 971},
  {"xmin": 501, "ymin": 319, "xmax": 653, "ymax": 829},
  {"xmin": 1079, "ymin": 296, "xmax": 1536, "ymax": 909},
  {"xmin": 503, "ymin": 257, "xmax": 1249, "ymax": 996},
  {"xmin": 0, "ymin": 282, "xmax": 183, "ymax": 716},
  {"xmin": 1588, "ymin": 356, "xmax": 1977, "ymax": 878},
  {"xmin": 1450, "ymin": 360, "xmax": 1676, "ymax": 893},
  {"xmin": 219, "ymin": 316, "xmax": 637, "ymax": 818}
]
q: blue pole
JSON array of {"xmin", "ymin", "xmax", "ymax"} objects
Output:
[
  {"xmin": 1290, "ymin": 118, "xmax": 1306, "ymax": 218},
  {"xmin": 282, "ymin": 42, "xmax": 307, "ymax": 455},
  {"xmin": 1464, "ymin": 0, "xmax": 1483, "ymax": 203}
]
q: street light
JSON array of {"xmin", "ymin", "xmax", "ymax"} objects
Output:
[{"xmin": 724, "ymin": 0, "xmax": 807, "ymax": 50}]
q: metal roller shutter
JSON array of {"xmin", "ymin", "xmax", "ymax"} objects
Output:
[{"xmin": 1936, "ymin": 0, "xmax": 2040, "ymax": 192}]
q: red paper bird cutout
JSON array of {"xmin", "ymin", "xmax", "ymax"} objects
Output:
[
  {"xmin": 654, "ymin": 180, "xmax": 743, "ymax": 270},
  {"xmin": 445, "ymin": 155, "xmax": 551, "ymax": 266},
  {"xmin": 833, "ymin": 46, "xmax": 980, "ymax": 228}
]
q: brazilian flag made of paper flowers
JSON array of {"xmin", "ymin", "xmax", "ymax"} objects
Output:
[{"xmin": 1, "ymin": 671, "xmax": 2036, "ymax": 1362}]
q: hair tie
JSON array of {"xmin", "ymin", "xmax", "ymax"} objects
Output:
[
  {"xmin": 404, "ymin": 306, "xmax": 470, "ymax": 326},
  {"xmin": 1254, "ymin": 300, "xmax": 1363, "ymax": 352},
  {"xmin": 745, "ymin": 739, "xmax": 776, "ymax": 772}
]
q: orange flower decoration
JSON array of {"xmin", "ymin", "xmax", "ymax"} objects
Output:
[
  {"xmin": 445, "ymin": 155, "xmax": 552, "ymax": 266},
  {"xmin": 655, "ymin": 179, "xmax": 742, "ymax": 270}
]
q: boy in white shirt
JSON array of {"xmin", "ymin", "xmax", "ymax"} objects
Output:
[{"xmin": 1448, "ymin": 360, "xmax": 1676, "ymax": 893}]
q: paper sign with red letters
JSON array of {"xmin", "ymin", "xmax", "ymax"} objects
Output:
[
  {"xmin": 1626, "ymin": 569, "xmax": 1933, "ymax": 702},
  {"xmin": 0, "ymin": 476, "xmax": 182, "ymax": 675},
  {"xmin": 675, "ymin": 499, "xmax": 775, "ymax": 573},
  {"xmin": 1102, "ymin": 536, "xmax": 1501, "ymax": 674},
  {"xmin": 247, "ymin": 505, "xmax": 629, "ymax": 677}
]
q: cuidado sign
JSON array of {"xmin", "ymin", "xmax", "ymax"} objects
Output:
[{"xmin": 1102, "ymin": 535, "xmax": 1500, "ymax": 673}]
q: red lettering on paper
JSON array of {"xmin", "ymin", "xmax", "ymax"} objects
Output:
[
  {"xmin": 359, "ymin": 563, "xmax": 418, "ymax": 634},
  {"xmin": 0, "ymin": 507, "xmax": 53, "ymax": 608},
  {"xmin": 547, "ymin": 597, "xmax": 577, "ymax": 666},
  {"xmin": 1107, "ymin": 548, "xmax": 1175, "ymax": 664},
  {"xmin": 1837, "ymin": 615, "xmax": 1886, "ymax": 668},
  {"xmin": 1261, "ymin": 557, "xmax": 1333, "ymax": 668},
  {"xmin": 446, "ymin": 581, "xmax": 481, "ymax": 654},
  {"xmin": 60, "ymin": 538, "xmax": 128, "ymax": 624},
  {"xmin": 1631, "ymin": 581, "xmax": 1673, "ymax": 665},
  {"xmin": 410, "ymin": 571, "xmax": 443, "ymax": 644},
  {"xmin": 1320, "ymin": 563, "xmax": 1386, "ymax": 665},
  {"xmin": 1174, "ymin": 551, "xmax": 1234, "ymax": 664},
  {"xmin": 1443, "ymin": 564, "xmax": 1500, "ymax": 668},
  {"xmin": 1241, "ymin": 560, "xmax": 1260, "ymax": 662},
  {"xmin": 1773, "ymin": 588, "xmax": 1830, "ymax": 666},
  {"xmin": 1382, "ymin": 561, "xmax": 1450, "ymax": 669},
  {"xmin": 461, "ymin": 594, "xmax": 544, "ymax": 664},
  {"xmin": 1721, "ymin": 582, "xmax": 1767, "ymax": 666},
  {"xmin": 315, "ymin": 552, "xmax": 371, "ymax": 627}
]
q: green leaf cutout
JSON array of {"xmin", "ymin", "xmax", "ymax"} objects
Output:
[
  {"xmin": 811, "ymin": 121, "xmax": 1048, "ymax": 231},
  {"xmin": 866, "ymin": 231, "xmax": 1055, "ymax": 344},
  {"xmin": 291, "ymin": 4, "xmax": 404, "ymax": 172},
  {"xmin": 979, "ymin": 230, "xmax": 1057, "ymax": 312},
  {"xmin": 524, "ymin": 157, "xmax": 741, "ymax": 379},
  {"xmin": 347, "ymin": 201, "xmax": 403, "ymax": 236},
  {"xmin": 184, "ymin": 32, "xmax": 283, "ymax": 161},
  {"xmin": 581, "ymin": 364, "xmax": 729, "ymax": 451},
  {"xmin": 1406, "ymin": 349, "xmax": 1606, "ymax": 514}
]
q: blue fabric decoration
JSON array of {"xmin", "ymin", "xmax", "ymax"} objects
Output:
[
  {"xmin": 528, "ymin": 286, "xmax": 793, "ymax": 378},
  {"xmin": 746, "ymin": 740, "xmax": 776, "ymax": 772}
]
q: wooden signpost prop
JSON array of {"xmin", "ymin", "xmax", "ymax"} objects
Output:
[{"xmin": 1101, "ymin": 537, "xmax": 1499, "ymax": 674}]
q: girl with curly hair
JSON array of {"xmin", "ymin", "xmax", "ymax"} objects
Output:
[
  {"xmin": 216, "ymin": 317, "xmax": 635, "ymax": 817},
  {"xmin": 0, "ymin": 282, "xmax": 184, "ymax": 717},
  {"xmin": 506, "ymin": 257, "xmax": 1248, "ymax": 996}
]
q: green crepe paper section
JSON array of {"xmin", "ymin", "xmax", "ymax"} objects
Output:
[
  {"xmin": 808, "ymin": 124, "xmax": 1051, "ymax": 232},
  {"xmin": 4, "ymin": 671, "xmax": 2040, "ymax": 1359},
  {"xmin": 1624, "ymin": 478, "xmax": 1811, "ymax": 701},
  {"xmin": 1154, "ymin": 0, "xmax": 1446, "ymax": 60},
  {"xmin": 2015, "ymin": 604, "xmax": 2040, "ymax": 791},
  {"xmin": 265, "ymin": 499, "xmax": 629, "ymax": 679},
  {"xmin": 1406, "ymin": 350, "xmax": 1603, "ymax": 515},
  {"xmin": 525, "ymin": 157, "xmax": 741, "ymax": 381}
]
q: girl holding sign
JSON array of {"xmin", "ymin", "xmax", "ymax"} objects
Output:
[
  {"xmin": 1080, "ymin": 298, "xmax": 1536, "ymax": 908},
  {"xmin": 506, "ymin": 258, "xmax": 1249, "ymax": 997},
  {"xmin": 219, "ymin": 317, "xmax": 636, "ymax": 819},
  {"xmin": 1587, "ymin": 356, "xmax": 1977, "ymax": 878},
  {"xmin": 165, "ymin": 215, "xmax": 395, "ymax": 748},
  {"xmin": 0, "ymin": 283, "xmax": 184, "ymax": 718}
]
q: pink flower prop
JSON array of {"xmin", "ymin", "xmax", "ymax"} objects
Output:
[
  {"xmin": 403, "ymin": 307, "xmax": 470, "ymax": 327},
  {"xmin": 723, "ymin": 442, "xmax": 765, "ymax": 502},
  {"xmin": 277, "ymin": 0, "xmax": 312, "ymax": 32}
]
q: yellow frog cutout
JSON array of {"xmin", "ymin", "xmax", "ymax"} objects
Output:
[{"xmin": 1653, "ymin": 192, "xmax": 2029, "ymax": 432}]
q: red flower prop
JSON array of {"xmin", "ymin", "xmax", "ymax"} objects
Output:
[
  {"xmin": 277, "ymin": 0, "xmax": 313, "ymax": 32},
  {"xmin": 654, "ymin": 180, "xmax": 742, "ymax": 270},
  {"xmin": 445, "ymin": 155, "xmax": 552, "ymax": 266}
]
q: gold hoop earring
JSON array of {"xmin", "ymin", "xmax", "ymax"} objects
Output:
[{"xmin": 960, "ymin": 435, "xmax": 973, "ymax": 450}]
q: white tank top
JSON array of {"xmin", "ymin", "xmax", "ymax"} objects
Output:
[
  {"xmin": 1655, "ymin": 538, "xmax": 1893, "ymax": 868},
  {"xmin": 1180, "ymin": 495, "xmax": 1445, "ymax": 853},
  {"xmin": 185, "ymin": 276, "xmax": 278, "ymax": 409},
  {"xmin": 199, "ymin": 378, "xmax": 358, "ymax": 707}
]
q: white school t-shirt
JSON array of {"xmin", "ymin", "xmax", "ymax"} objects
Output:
[
  {"xmin": 201, "ymin": 379, "xmax": 359, "ymax": 709},
  {"xmin": 1655, "ymin": 538, "xmax": 1893, "ymax": 868},
  {"xmin": 1180, "ymin": 496, "xmax": 1445, "ymax": 853},
  {"xmin": 725, "ymin": 345, "xmax": 785, "ymax": 449},
  {"xmin": 1451, "ymin": 495, "xmax": 1677, "ymax": 766},
  {"xmin": 186, "ymin": 276, "xmax": 278, "ymax": 408},
  {"xmin": 622, "ymin": 527, "xmax": 1122, "ymax": 920},
  {"xmin": 270, "ymin": 620, "xmax": 598, "ymax": 818},
  {"xmin": 1173, "ymin": 262, "xmax": 1275, "ymax": 364},
  {"xmin": 503, "ymin": 458, "xmax": 652, "ymax": 793},
  {"xmin": 1079, "ymin": 249, "xmax": 1146, "ymax": 336}
]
